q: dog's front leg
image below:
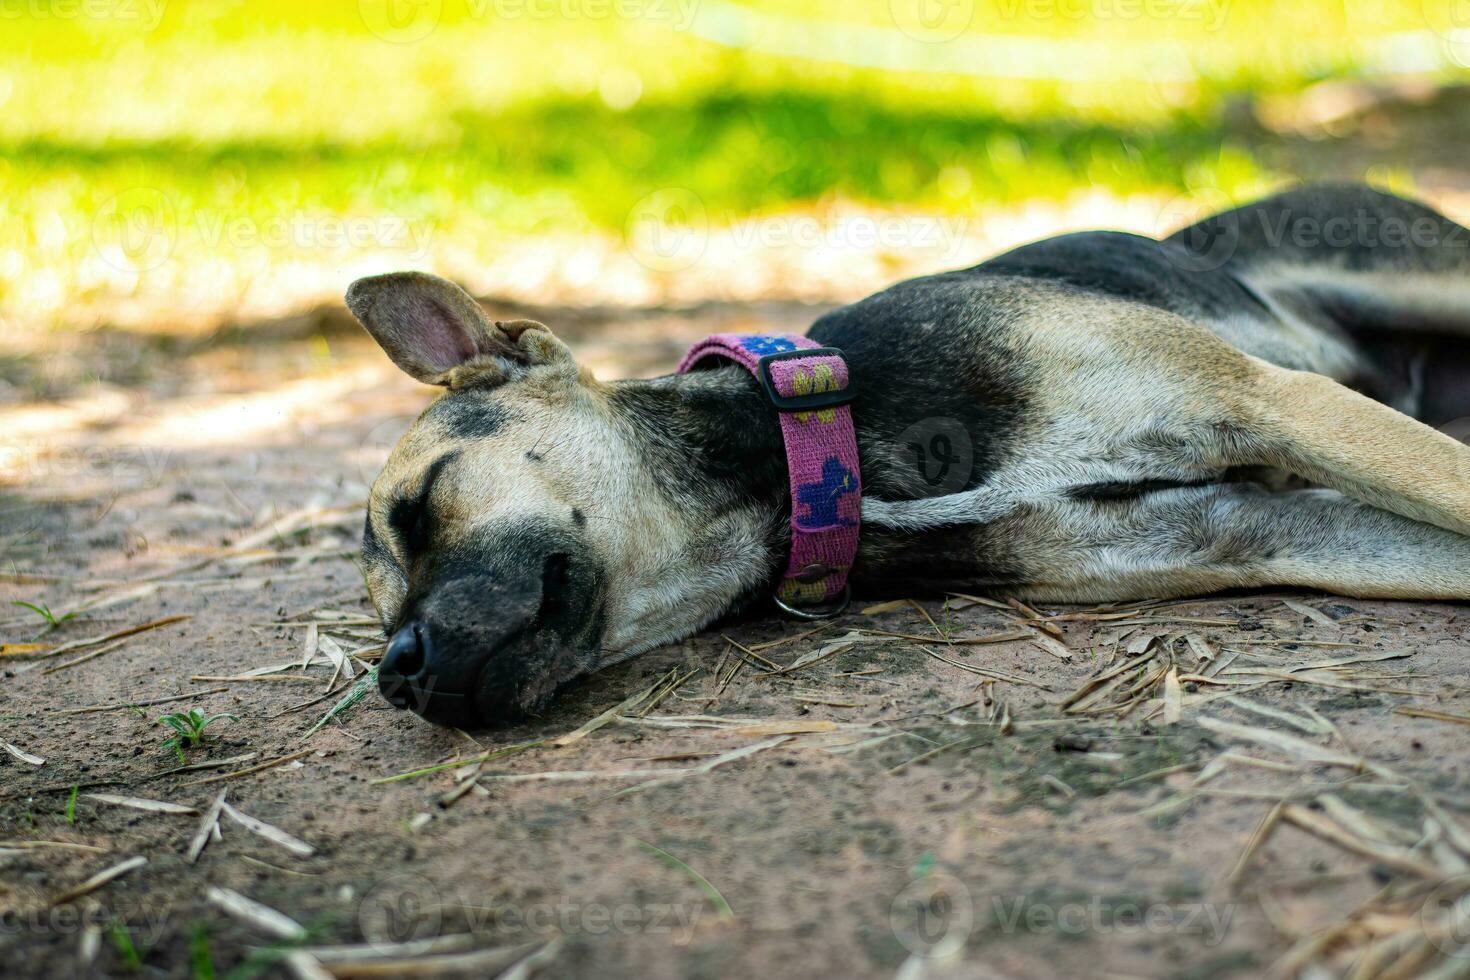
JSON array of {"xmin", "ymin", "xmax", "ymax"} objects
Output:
[{"xmin": 999, "ymin": 482, "xmax": 1470, "ymax": 602}]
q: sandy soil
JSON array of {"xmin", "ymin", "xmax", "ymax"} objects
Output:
[{"xmin": 2, "ymin": 301, "xmax": 1470, "ymax": 980}]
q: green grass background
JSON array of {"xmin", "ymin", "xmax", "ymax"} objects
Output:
[{"xmin": 0, "ymin": 0, "xmax": 1454, "ymax": 329}]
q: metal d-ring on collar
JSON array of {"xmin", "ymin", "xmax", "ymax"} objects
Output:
[{"xmin": 773, "ymin": 583, "xmax": 852, "ymax": 620}]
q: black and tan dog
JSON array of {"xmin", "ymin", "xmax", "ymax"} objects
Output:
[{"xmin": 346, "ymin": 183, "xmax": 1470, "ymax": 727}]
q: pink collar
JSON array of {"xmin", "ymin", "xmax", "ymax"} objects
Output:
[{"xmin": 679, "ymin": 334, "xmax": 861, "ymax": 618}]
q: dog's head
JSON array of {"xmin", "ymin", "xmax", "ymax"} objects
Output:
[{"xmin": 346, "ymin": 272, "xmax": 774, "ymax": 728}]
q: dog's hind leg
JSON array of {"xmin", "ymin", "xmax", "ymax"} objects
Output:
[
  {"xmin": 1179, "ymin": 183, "xmax": 1470, "ymax": 422},
  {"xmin": 1009, "ymin": 483, "xmax": 1470, "ymax": 602},
  {"xmin": 1224, "ymin": 358, "xmax": 1470, "ymax": 539}
]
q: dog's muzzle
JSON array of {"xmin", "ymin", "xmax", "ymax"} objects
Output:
[{"xmin": 377, "ymin": 573, "xmax": 547, "ymax": 728}]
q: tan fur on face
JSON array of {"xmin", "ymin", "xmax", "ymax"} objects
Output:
[{"xmin": 363, "ymin": 372, "xmax": 770, "ymax": 662}]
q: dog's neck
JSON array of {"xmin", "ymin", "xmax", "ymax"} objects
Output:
[{"xmin": 608, "ymin": 364, "xmax": 965, "ymax": 615}]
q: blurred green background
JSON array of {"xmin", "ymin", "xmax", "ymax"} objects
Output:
[{"xmin": 0, "ymin": 0, "xmax": 1465, "ymax": 336}]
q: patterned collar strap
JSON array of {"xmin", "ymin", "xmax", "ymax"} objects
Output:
[{"xmin": 678, "ymin": 334, "xmax": 861, "ymax": 618}]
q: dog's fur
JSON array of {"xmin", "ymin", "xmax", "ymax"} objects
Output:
[{"xmin": 347, "ymin": 183, "xmax": 1470, "ymax": 726}]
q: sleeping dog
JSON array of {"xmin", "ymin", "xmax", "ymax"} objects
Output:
[{"xmin": 346, "ymin": 183, "xmax": 1470, "ymax": 727}]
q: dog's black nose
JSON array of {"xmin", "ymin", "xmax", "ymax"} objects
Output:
[
  {"xmin": 378, "ymin": 619, "xmax": 480, "ymax": 727},
  {"xmin": 380, "ymin": 621, "xmax": 429, "ymax": 709}
]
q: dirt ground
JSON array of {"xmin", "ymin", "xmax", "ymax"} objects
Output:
[
  {"xmin": 7, "ymin": 85, "xmax": 1470, "ymax": 980},
  {"xmin": 3, "ymin": 304, "xmax": 1470, "ymax": 980}
]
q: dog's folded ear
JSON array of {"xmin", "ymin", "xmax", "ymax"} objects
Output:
[{"xmin": 346, "ymin": 271, "xmax": 576, "ymax": 388}]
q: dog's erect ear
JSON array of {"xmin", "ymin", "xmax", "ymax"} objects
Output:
[{"xmin": 346, "ymin": 271, "xmax": 575, "ymax": 387}]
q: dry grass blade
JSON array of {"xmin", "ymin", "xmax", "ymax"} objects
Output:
[
  {"xmin": 1281, "ymin": 598, "xmax": 1339, "ymax": 627},
  {"xmin": 494, "ymin": 938, "xmax": 565, "ymax": 980},
  {"xmin": 774, "ymin": 631, "xmax": 868, "ymax": 674},
  {"xmin": 60, "ymin": 688, "xmax": 230, "ymax": 715},
  {"xmin": 1194, "ymin": 716, "xmax": 1367, "ymax": 770},
  {"xmin": 919, "ymin": 645, "xmax": 1050, "ymax": 689},
  {"xmin": 84, "ymin": 793, "xmax": 198, "ymax": 815},
  {"xmin": 293, "ymin": 936, "xmax": 482, "ymax": 964},
  {"xmin": 38, "ymin": 637, "xmax": 133, "ymax": 675},
  {"xmin": 0, "ymin": 642, "xmax": 52, "ymax": 658},
  {"xmin": 1026, "ymin": 629, "xmax": 1073, "ymax": 661},
  {"xmin": 51, "ymin": 855, "xmax": 147, "ymax": 905},
  {"xmin": 322, "ymin": 941, "xmax": 544, "ymax": 978},
  {"xmin": 283, "ymin": 951, "xmax": 334, "ymax": 980},
  {"xmin": 0, "ymin": 839, "xmax": 109, "ymax": 853},
  {"xmin": 550, "ymin": 678, "xmax": 662, "ymax": 747},
  {"xmin": 1395, "ymin": 707, "xmax": 1470, "ymax": 728},
  {"xmin": 191, "ymin": 674, "xmax": 321, "ymax": 683},
  {"xmin": 1, "ymin": 739, "xmax": 45, "ymax": 766},
  {"xmin": 206, "ymin": 885, "xmax": 308, "ymax": 940},
  {"xmin": 374, "ymin": 739, "xmax": 548, "ymax": 784},
  {"xmin": 1162, "ymin": 667, "xmax": 1183, "ymax": 724},
  {"xmin": 220, "ymin": 800, "xmax": 315, "ymax": 857},
  {"xmin": 188, "ymin": 791, "xmax": 228, "ymax": 864},
  {"xmin": 1225, "ymin": 697, "xmax": 1333, "ymax": 735},
  {"xmin": 734, "ymin": 720, "xmax": 838, "ymax": 736},
  {"xmin": 636, "ymin": 666, "xmax": 697, "ymax": 716},
  {"xmin": 1227, "ymin": 801, "xmax": 1284, "ymax": 888},
  {"xmin": 1280, "ymin": 804, "xmax": 1444, "ymax": 880},
  {"xmin": 1288, "ymin": 650, "xmax": 1411, "ymax": 672},
  {"xmin": 1317, "ymin": 794, "xmax": 1420, "ymax": 847},
  {"xmin": 184, "ymin": 749, "xmax": 312, "ymax": 786},
  {"xmin": 945, "ymin": 592, "xmax": 1011, "ymax": 610},
  {"xmin": 36, "ymin": 615, "xmax": 191, "ymax": 660},
  {"xmin": 600, "ymin": 736, "xmax": 793, "ymax": 802}
]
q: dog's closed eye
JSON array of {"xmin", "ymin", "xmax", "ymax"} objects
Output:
[{"xmin": 388, "ymin": 450, "xmax": 459, "ymax": 561}]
